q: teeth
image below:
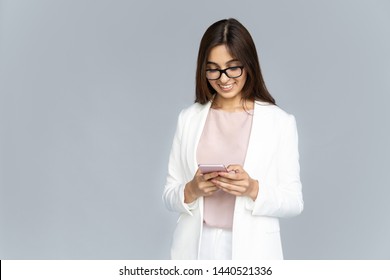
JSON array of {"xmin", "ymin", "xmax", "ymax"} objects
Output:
[{"xmin": 220, "ymin": 84, "xmax": 233, "ymax": 89}]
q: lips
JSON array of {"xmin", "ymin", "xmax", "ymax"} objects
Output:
[{"xmin": 219, "ymin": 83, "xmax": 233, "ymax": 91}]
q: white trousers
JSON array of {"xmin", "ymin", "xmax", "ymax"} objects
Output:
[{"xmin": 199, "ymin": 224, "xmax": 232, "ymax": 260}]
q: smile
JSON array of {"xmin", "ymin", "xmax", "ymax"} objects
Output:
[{"xmin": 219, "ymin": 84, "xmax": 234, "ymax": 91}]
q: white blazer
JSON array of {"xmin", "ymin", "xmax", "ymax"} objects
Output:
[{"xmin": 163, "ymin": 100, "xmax": 303, "ymax": 260}]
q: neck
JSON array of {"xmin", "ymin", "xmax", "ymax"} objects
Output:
[{"xmin": 212, "ymin": 96, "xmax": 254, "ymax": 112}]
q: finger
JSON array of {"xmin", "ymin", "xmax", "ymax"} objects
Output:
[
  {"xmin": 217, "ymin": 171, "xmax": 242, "ymax": 180},
  {"xmin": 202, "ymin": 186, "xmax": 219, "ymax": 197},
  {"xmin": 204, "ymin": 186, "xmax": 219, "ymax": 194},
  {"xmin": 218, "ymin": 181, "xmax": 245, "ymax": 194},
  {"xmin": 199, "ymin": 180, "xmax": 218, "ymax": 190},
  {"xmin": 213, "ymin": 179, "xmax": 246, "ymax": 193},
  {"xmin": 220, "ymin": 188, "xmax": 244, "ymax": 196},
  {"xmin": 203, "ymin": 172, "xmax": 219, "ymax": 181},
  {"xmin": 226, "ymin": 164, "xmax": 244, "ymax": 173}
]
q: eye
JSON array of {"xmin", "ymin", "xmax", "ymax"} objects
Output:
[
  {"xmin": 206, "ymin": 69, "xmax": 219, "ymax": 73},
  {"xmin": 227, "ymin": 66, "xmax": 241, "ymax": 73}
]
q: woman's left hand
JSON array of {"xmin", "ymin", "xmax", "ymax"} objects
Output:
[{"xmin": 211, "ymin": 164, "xmax": 259, "ymax": 200}]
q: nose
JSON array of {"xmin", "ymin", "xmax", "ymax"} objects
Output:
[{"xmin": 219, "ymin": 72, "xmax": 230, "ymax": 83}]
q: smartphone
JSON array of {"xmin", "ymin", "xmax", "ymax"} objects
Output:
[{"xmin": 198, "ymin": 164, "xmax": 228, "ymax": 174}]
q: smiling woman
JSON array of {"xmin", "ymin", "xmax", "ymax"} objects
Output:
[
  {"xmin": 163, "ymin": 18, "xmax": 303, "ymax": 260},
  {"xmin": 205, "ymin": 46, "xmax": 247, "ymax": 108},
  {"xmin": 195, "ymin": 18, "xmax": 275, "ymax": 107}
]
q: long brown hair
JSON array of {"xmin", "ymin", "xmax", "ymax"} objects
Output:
[{"xmin": 195, "ymin": 18, "xmax": 275, "ymax": 105}]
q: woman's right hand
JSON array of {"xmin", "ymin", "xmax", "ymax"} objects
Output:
[{"xmin": 184, "ymin": 168, "xmax": 219, "ymax": 203}]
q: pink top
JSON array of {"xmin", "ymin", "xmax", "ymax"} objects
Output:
[{"xmin": 197, "ymin": 108, "xmax": 253, "ymax": 229}]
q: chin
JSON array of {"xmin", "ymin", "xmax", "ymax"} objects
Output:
[{"xmin": 217, "ymin": 91, "xmax": 241, "ymax": 99}]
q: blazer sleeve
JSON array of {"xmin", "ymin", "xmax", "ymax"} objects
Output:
[
  {"xmin": 246, "ymin": 114, "xmax": 304, "ymax": 218},
  {"xmin": 162, "ymin": 110, "xmax": 197, "ymax": 216}
]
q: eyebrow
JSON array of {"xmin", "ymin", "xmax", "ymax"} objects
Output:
[{"xmin": 206, "ymin": 59, "xmax": 240, "ymax": 67}]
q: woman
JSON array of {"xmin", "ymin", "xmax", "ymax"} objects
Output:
[{"xmin": 163, "ymin": 18, "xmax": 303, "ymax": 260}]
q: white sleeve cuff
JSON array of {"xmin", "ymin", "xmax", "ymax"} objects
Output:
[
  {"xmin": 245, "ymin": 196, "xmax": 256, "ymax": 211},
  {"xmin": 185, "ymin": 199, "xmax": 199, "ymax": 210}
]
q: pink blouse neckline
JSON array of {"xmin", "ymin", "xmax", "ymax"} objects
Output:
[{"xmin": 210, "ymin": 108, "xmax": 254, "ymax": 113}]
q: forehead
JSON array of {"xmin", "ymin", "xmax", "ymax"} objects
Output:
[{"xmin": 207, "ymin": 45, "xmax": 237, "ymax": 65}]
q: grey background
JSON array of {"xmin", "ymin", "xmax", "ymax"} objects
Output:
[{"xmin": 1, "ymin": 0, "xmax": 389, "ymax": 259}]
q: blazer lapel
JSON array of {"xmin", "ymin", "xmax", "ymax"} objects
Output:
[
  {"xmin": 186, "ymin": 101, "xmax": 212, "ymax": 176},
  {"xmin": 244, "ymin": 101, "xmax": 278, "ymax": 178}
]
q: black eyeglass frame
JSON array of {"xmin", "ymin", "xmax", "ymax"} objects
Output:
[{"xmin": 205, "ymin": 66, "xmax": 244, "ymax": 80}]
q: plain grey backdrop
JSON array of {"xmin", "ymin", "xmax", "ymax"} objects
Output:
[{"xmin": 1, "ymin": 0, "xmax": 389, "ymax": 259}]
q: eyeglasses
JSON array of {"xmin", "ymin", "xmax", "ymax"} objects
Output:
[{"xmin": 205, "ymin": 66, "xmax": 244, "ymax": 80}]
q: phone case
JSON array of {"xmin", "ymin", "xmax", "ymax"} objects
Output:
[{"xmin": 198, "ymin": 164, "xmax": 227, "ymax": 174}]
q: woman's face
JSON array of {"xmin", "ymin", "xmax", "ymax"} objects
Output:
[{"xmin": 206, "ymin": 44, "xmax": 247, "ymax": 103}]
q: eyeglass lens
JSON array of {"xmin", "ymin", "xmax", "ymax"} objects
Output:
[{"xmin": 206, "ymin": 66, "xmax": 243, "ymax": 80}]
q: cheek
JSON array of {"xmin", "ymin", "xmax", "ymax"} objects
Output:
[
  {"xmin": 208, "ymin": 80, "xmax": 219, "ymax": 91},
  {"xmin": 241, "ymin": 72, "xmax": 248, "ymax": 83},
  {"xmin": 238, "ymin": 74, "xmax": 248, "ymax": 88}
]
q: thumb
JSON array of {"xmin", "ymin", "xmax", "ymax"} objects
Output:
[{"xmin": 226, "ymin": 164, "xmax": 242, "ymax": 173}]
